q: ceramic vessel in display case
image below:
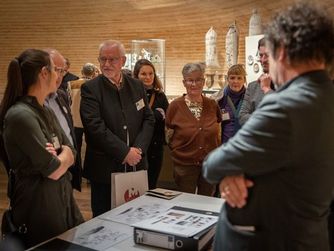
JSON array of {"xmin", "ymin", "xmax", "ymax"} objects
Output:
[
  {"xmin": 225, "ymin": 21, "xmax": 239, "ymax": 69},
  {"xmin": 249, "ymin": 9, "xmax": 262, "ymax": 36}
]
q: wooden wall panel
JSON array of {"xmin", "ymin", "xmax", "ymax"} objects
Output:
[{"xmin": 0, "ymin": 0, "xmax": 333, "ymax": 96}]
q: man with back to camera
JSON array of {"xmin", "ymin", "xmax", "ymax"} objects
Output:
[
  {"xmin": 203, "ymin": 2, "xmax": 334, "ymax": 250},
  {"xmin": 238, "ymin": 37, "xmax": 275, "ymax": 125},
  {"xmin": 80, "ymin": 40, "xmax": 154, "ymax": 217}
]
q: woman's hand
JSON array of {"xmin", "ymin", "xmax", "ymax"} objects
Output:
[
  {"xmin": 47, "ymin": 145, "xmax": 74, "ymax": 180},
  {"xmin": 45, "ymin": 142, "xmax": 57, "ymax": 156},
  {"xmin": 156, "ymin": 108, "xmax": 166, "ymax": 120}
]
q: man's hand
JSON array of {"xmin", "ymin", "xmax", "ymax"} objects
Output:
[
  {"xmin": 258, "ymin": 73, "xmax": 272, "ymax": 93},
  {"xmin": 123, "ymin": 147, "xmax": 142, "ymax": 166},
  {"xmin": 219, "ymin": 175, "xmax": 254, "ymax": 208}
]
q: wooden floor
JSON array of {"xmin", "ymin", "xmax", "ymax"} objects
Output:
[
  {"xmin": 72, "ymin": 180, "xmax": 93, "ymax": 220},
  {"xmin": 0, "ymin": 163, "xmax": 93, "ymax": 231},
  {"xmin": 0, "ymin": 166, "xmax": 9, "ymax": 225}
]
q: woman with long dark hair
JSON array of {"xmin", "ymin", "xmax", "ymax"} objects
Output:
[
  {"xmin": 133, "ymin": 59, "xmax": 169, "ymax": 189},
  {"xmin": 0, "ymin": 49, "xmax": 83, "ymax": 248}
]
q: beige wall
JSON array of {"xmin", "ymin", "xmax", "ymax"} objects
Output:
[{"xmin": 0, "ymin": 0, "xmax": 333, "ymax": 96}]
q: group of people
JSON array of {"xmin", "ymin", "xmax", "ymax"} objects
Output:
[
  {"xmin": 0, "ymin": 39, "xmax": 169, "ymax": 248},
  {"xmin": 203, "ymin": 2, "xmax": 334, "ymax": 251},
  {"xmin": 164, "ymin": 48, "xmax": 272, "ymax": 197},
  {"xmin": 0, "ymin": 2, "xmax": 334, "ymax": 251}
]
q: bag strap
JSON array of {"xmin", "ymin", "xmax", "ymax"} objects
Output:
[
  {"xmin": 149, "ymin": 93, "xmax": 156, "ymax": 108},
  {"xmin": 123, "ymin": 127, "xmax": 136, "ymax": 173},
  {"xmin": 226, "ymin": 96, "xmax": 237, "ymax": 116},
  {"xmin": 226, "ymin": 95, "xmax": 244, "ymax": 117},
  {"xmin": 226, "ymin": 95, "xmax": 243, "ymax": 133}
]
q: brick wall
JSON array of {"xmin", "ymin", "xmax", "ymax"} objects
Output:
[{"xmin": 0, "ymin": 0, "xmax": 333, "ymax": 96}]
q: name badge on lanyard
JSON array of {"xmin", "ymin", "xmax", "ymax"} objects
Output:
[
  {"xmin": 221, "ymin": 109, "xmax": 230, "ymax": 121},
  {"xmin": 136, "ymin": 98, "xmax": 145, "ymax": 111},
  {"xmin": 52, "ymin": 134, "xmax": 61, "ymax": 150}
]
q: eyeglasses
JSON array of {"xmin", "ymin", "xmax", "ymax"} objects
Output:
[
  {"xmin": 98, "ymin": 57, "xmax": 121, "ymax": 64},
  {"xmin": 258, "ymin": 52, "xmax": 268, "ymax": 59},
  {"xmin": 54, "ymin": 67, "xmax": 66, "ymax": 76},
  {"xmin": 184, "ymin": 78, "xmax": 205, "ymax": 85}
]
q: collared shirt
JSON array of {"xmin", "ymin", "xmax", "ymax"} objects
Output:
[
  {"xmin": 44, "ymin": 93, "xmax": 73, "ymax": 145},
  {"xmin": 107, "ymin": 73, "xmax": 123, "ymax": 89}
]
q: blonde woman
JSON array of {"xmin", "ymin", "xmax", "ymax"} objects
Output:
[{"xmin": 218, "ymin": 64, "xmax": 246, "ymax": 144}]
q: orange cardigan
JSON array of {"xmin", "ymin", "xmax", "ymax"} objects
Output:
[{"xmin": 165, "ymin": 95, "xmax": 221, "ymax": 166}]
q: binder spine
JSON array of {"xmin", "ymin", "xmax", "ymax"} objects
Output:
[
  {"xmin": 134, "ymin": 227, "xmax": 198, "ymax": 250},
  {"xmin": 134, "ymin": 228, "xmax": 175, "ymax": 250}
]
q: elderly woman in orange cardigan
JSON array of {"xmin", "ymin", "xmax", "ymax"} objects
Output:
[{"xmin": 166, "ymin": 62, "xmax": 221, "ymax": 196}]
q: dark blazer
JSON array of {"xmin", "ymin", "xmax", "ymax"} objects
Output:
[
  {"xmin": 56, "ymin": 89, "xmax": 82, "ymax": 191},
  {"xmin": 146, "ymin": 89, "xmax": 169, "ymax": 148},
  {"xmin": 146, "ymin": 89, "xmax": 169, "ymax": 189},
  {"xmin": 203, "ymin": 70, "xmax": 334, "ymax": 251},
  {"xmin": 239, "ymin": 80, "xmax": 274, "ymax": 125},
  {"xmin": 80, "ymin": 74, "xmax": 155, "ymax": 184},
  {"xmin": 60, "ymin": 72, "xmax": 79, "ymax": 92}
]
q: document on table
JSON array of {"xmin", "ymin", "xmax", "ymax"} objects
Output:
[
  {"xmin": 70, "ymin": 221, "xmax": 131, "ymax": 250},
  {"xmin": 100, "ymin": 195, "xmax": 172, "ymax": 225}
]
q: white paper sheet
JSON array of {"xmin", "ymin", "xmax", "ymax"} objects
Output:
[
  {"xmin": 100, "ymin": 196, "xmax": 172, "ymax": 226},
  {"xmin": 71, "ymin": 221, "xmax": 130, "ymax": 250}
]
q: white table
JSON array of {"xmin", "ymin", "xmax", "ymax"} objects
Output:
[{"xmin": 32, "ymin": 193, "xmax": 224, "ymax": 251}]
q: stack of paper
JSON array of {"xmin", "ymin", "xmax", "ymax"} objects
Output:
[{"xmin": 145, "ymin": 188, "xmax": 182, "ymax": 200}]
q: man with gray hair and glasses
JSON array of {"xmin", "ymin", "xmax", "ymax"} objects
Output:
[
  {"xmin": 80, "ymin": 40, "xmax": 154, "ymax": 217},
  {"xmin": 203, "ymin": 2, "xmax": 334, "ymax": 250},
  {"xmin": 44, "ymin": 48, "xmax": 82, "ymax": 191}
]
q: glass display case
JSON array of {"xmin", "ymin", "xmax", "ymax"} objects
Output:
[
  {"xmin": 130, "ymin": 39, "xmax": 166, "ymax": 90},
  {"xmin": 245, "ymin": 34, "xmax": 264, "ymax": 83}
]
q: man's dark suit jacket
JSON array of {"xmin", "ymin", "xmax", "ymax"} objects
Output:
[
  {"xmin": 56, "ymin": 89, "xmax": 82, "ymax": 191},
  {"xmin": 204, "ymin": 70, "xmax": 334, "ymax": 251},
  {"xmin": 60, "ymin": 72, "xmax": 79, "ymax": 92},
  {"xmin": 80, "ymin": 74, "xmax": 155, "ymax": 184}
]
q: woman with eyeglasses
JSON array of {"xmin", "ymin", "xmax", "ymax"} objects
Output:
[
  {"xmin": 133, "ymin": 59, "xmax": 169, "ymax": 189},
  {"xmin": 218, "ymin": 64, "xmax": 246, "ymax": 144},
  {"xmin": 0, "ymin": 49, "xmax": 83, "ymax": 248},
  {"xmin": 165, "ymin": 62, "xmax": 221, "ymax": 196}
]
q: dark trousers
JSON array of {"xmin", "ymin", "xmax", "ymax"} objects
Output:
[
  {"xmin": 147, "ymin": 145, "xmax": 164, "ymax": 189},
  {"xmin": 90, "ymin": 181, "xmax": 111, "ymax": 217},
  {"xmin": 214, "ymin": 204, "xmax": 255, "ymax": 251},
  {"xmin": 74, "ymin": 127, "xmax": 84, "ymax": 157},
  {"xmin": 329, "ymin": 201, "xmax": 334, "ymax": 251}
]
